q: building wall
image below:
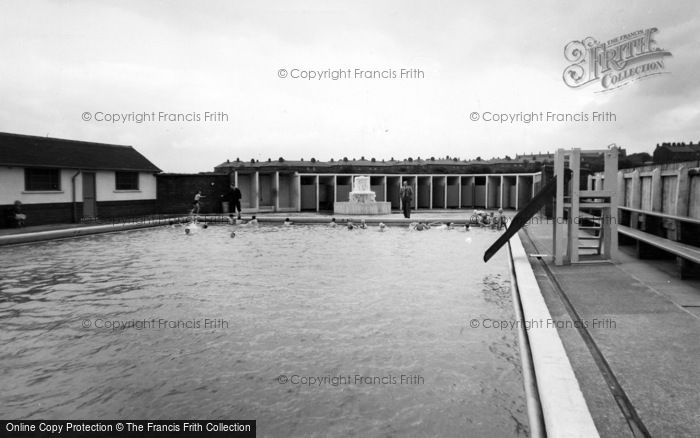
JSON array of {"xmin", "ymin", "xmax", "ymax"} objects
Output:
[
  {"xmin": 237, "ymin": 174, "xmax": 254, "ymax": 209},
  {"xmin": 300, "ymin": 185, "xmax": 316, "ymax": 210},
  {"xmin": 517, "ymin": 176, "xmax": 533, "ymax": 209},
  {"xmin": 0, "ymin": 201, "xmax": 75, "ymax": 228},
  {"xmin": 690, "ymin": 175, "xmax": 700, "ymax": 218},
  {"xmin": 156, "ymin": 173, "xmax": 230, "ymax": 215},
  {"xmin": 1, "ymin": 167, "xmax": 156, "ymax": 205},
  {"xmin": 97, "ymin": 200, "xmax": 158, "ymax": 218},
  {"xmin": 1, "ymin": 167, "xmax": 158, "ymax": 227},
  {"xmin": 474, "ymin": 186, "xmax": 486, "ymax": 207},
  {"xmin": 613, "ymin": 165, "xmax": 700, "ymax": 219},
  {"xmin": 337, "ymin": 184, "xmax": 351, "ymax": 202},
  {"xmin": 95, "ymin": 172, "xmax": 157, "ymax": 201},
  {"xmin": 278, "ymin": 174, "xmax": 295, "ymax": 208},
  {"xmin": 217, "ymin": 170, "xmax": 541, "ymax": 214},
  {"xmin": 1, "ymin": 166, "xmax": 76, "ymax": 204}
]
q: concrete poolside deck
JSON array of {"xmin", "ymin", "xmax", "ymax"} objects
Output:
[{"xmin": 521, "ymin": 221, "xmax": 700, "ymax": 437}]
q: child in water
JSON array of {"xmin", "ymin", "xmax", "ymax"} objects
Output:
[
  {"xmin": 410, "ymin": 222, "xmax": 429, "ymax": 231},
  {"xmin": 378, "ymin": 222, "xmax": 387, "ymax": 232},
  {"xmin": 283, "ymin": 218, "xmax": 292, "ymax": 226},
  {"xmin": 184, "ymin": 222, "xmax": 201, "ymax": 235},
  {"xmin": 329, "ymin": 217, "xmax": 337, "ymax": 227},
  {"xmin": 495, "ymin": 208, "xmax": 507, "ymax": 230}
]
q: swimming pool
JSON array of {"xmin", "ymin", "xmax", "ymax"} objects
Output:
[{"xmin": 0, "ymin": 224, "xmax": 528, "ymax": 437}]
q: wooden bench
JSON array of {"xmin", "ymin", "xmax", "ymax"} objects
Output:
[{"xmin": 618, "ymin": 225, "xmax": 700, "ymax": 279}]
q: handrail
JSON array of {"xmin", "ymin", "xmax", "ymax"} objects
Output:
[{"xmin": 618, "ymin": 206, "xmax": 700, "ymax": 225}]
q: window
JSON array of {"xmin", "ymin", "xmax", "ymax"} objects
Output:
[
  {"xmin": 115, "ymin": 171, "xmax": 139, "ymax": 190},
  {"xmin": 25, "ymin": 168, "xmax": 61, "ymax": 191}
]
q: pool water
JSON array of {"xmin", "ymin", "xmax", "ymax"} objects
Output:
[{"xmin": 0, "ymin": 224, "xmax": 528, "ymax": 437}]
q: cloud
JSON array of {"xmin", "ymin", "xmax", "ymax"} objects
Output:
[{"xmin": 0, "ymin": 0, "xmax": 698, "ymax": 171}]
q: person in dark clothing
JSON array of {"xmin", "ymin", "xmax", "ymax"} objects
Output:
[
  {"xmin": 399, "ymin": 181, "xmax": 414, "ymax": 218},
  {"xmin": 12, "ymin": 200, "xmax": 26, "ymax": 227},
  {"xmin": 230, "ymin": 185, "xmax": 242, "ymax": 219}
]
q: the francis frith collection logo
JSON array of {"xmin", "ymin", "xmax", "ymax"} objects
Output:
[{"xmin": 563, "ymin": 27, "xmax": 672, "ymax": 92}]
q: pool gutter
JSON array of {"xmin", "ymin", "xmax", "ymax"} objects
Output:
[
  {"xmin": 0, "ymin": 217, "xmax": 187, "ymax": 246},
  {"xmin": 507, "ymin": 241, "xmax": 546, "ymax": 438},
  {"xmin": 507, "ymin": 233, "xmax": 599, "ymax": 438}
]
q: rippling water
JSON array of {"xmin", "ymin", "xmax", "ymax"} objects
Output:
[{"xmin": 0, "ymin": 224, "xmax": 528, "ymax": 437}]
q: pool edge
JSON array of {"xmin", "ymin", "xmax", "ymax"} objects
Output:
[
  {"xmin": 508, "ymin": 233, "xmax": 600, "ymax": 438},
  {"xmin": 0, "ymin": 219, "xmax": 184, "ymax": 246}
]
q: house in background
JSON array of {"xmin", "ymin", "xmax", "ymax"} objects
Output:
[
  {"xmin": 0, "ymin": 132, "xmax": 161, "ymax": 227},
  {"xmin": 653, "ymin": 142, "xmax": 700, "ymax": 163}
]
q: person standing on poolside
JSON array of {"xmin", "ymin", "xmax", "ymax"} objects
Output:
[
  {"xmin": 400, "ymin": 180, "xmax": 414, "ymax": 219},
  {"xmin": 191, "ymin": 190, "xmax": 205, "ymax": 215},
  {"xmin": 230, "ymin": 184, "xmax": 242, "ymax": 220}
]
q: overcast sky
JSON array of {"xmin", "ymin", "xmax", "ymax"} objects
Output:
[{"xmin": 1, "ymin": 0, "xmax": 698, "ymax": 172}]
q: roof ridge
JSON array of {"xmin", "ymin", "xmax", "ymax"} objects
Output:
[{"xmin": 0, "ymin": 132, "xmax": 135, "ymax": 149}]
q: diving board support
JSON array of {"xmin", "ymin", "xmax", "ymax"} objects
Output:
[{"xmin": 553, "ymin": 147, "xmax": 619, "ymax": 265}]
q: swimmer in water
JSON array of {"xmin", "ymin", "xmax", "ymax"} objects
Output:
[
  {"xmin": 359, "ymin": 219, "xmax": 367, "ymax": 229},
  {"xmin": 227, "ymin": 214, "xmax": 236, "ymax": 225},
  {"xmin": 429, "ymin": 221, "xmax": 450, "ymax": 230},
  {"xmin": 230, "ymin": 231, "xmax": 236, "ymax": 238},
  {"xmin": 469, "ymin": 211, "xmax": 478, "ymax": 225},
  {"xmin": 378, "ymin": 222, "xmax": 387, "ymax": 232},
  {"xmin": 329, "ymin": 217, "xmax": 337, "ymax": 227},
  {"xmin": 283, "ymin": 218, "xmax": 292, "ymax": 226},
  {"xmin": 249, "ymin": 215, "xmax": 259, "ymax": 225},
  {"xmin": 414, "ymin": 222, "xmax": 429, "ymax": 231},
  {"xmin": 487, "ymin": 211, "xmax": 497, "ymax": 229},
  {"xmin": 347, "ymin": 221, "xmax": 355, "ymax": 230},
  {"xmin": 495, "ymin": 208, "xmax": 507, "ymax": 230},
  {"xmin": 465, "ymin": 223, "xmax": 471, "ymax": 231}
]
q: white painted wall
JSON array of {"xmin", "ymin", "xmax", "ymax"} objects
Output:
[
  {"xmin": 1, "ymin": 166, "xmax": 75, "ymax": 204},
  {"xmin": 0, "ymin": 166, "xmax": 156, "ymax": 204},
  {"xmin": 95, "ymin": 171, "xmax": 156, "ymax": 201}
]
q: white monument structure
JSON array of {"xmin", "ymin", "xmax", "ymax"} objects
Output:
[{"xmin": 334, "ymin": 175, "xmax": 391, "ymax": 215}]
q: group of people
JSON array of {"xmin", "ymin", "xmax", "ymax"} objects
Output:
[
  {"xmin": 184, "ymin": 182, "xmax": 507, "ymax": 234},
  {"xmin": 471, "ymin": 208, "xmax": 508, "ymax": 230},
  {"xmin": 326, "ymin": 218, "xmax": 474, "ymax": 232},
  {"xmin": 328, "ymin": 218, "xmax": 386, "ymax": 231},
  {"xmin": 190, "ymin": 184, "xmax": 242, "ymax": 218},
  {"xmin": 189, "ymin": 182, "xmax": 507, "ymax": 228},
  {"xmin": 408, "ymin": 221, "xmax": 464, "ymax": 231},
  {"xmin": 228, "ymin": 214, "xmax": 258, "ymax": 226}
]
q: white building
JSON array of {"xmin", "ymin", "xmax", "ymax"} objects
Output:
[{"xmin": 1, "ymin": 132, "xmax": 160, "ymax": 227}]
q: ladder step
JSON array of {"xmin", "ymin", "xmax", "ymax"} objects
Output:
[
  {"xmin": 579, "ymin": 226, "xmax": 601, "ymax": 230},
  {"xmin": 579, "ymin": 236, "xmax": 601, "ymax": 240}
]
